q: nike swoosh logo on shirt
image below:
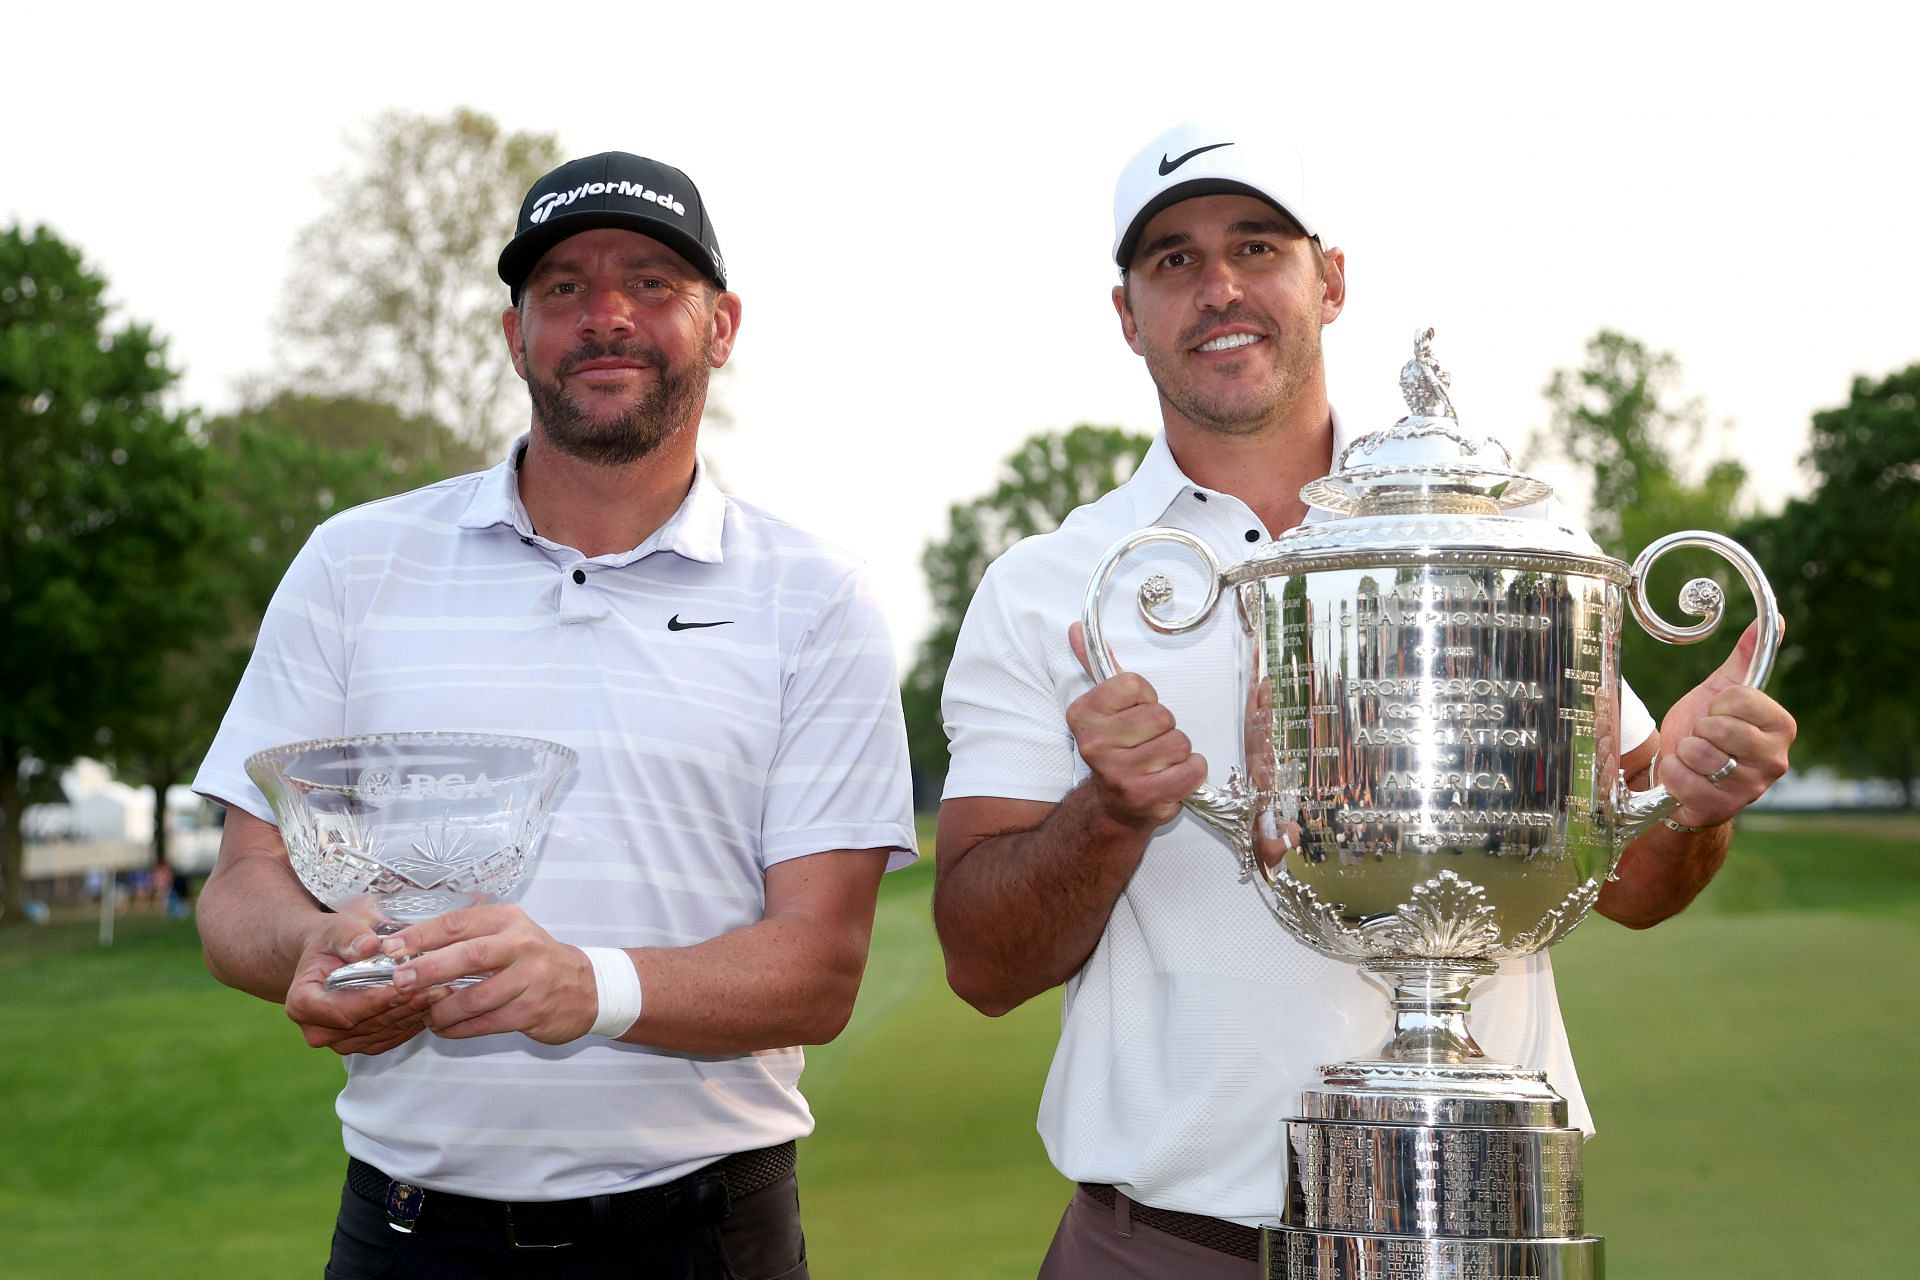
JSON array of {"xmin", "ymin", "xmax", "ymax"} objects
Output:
[
  {"xmin": 1158, "ymin": 142, "xmax": 1233, "ymax": 176},
  {"xmin": 667, "ymin": 615, "xmax": 734, "ymax": 631}
]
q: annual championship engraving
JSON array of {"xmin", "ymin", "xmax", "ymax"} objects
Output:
[{"xmin": 1081, "ymin": 331, "xmax": 1781, "ymax": 1279}]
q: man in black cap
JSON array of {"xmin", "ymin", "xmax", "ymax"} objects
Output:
[{"xmin": 193, "ymin": 152, "xmax": 917, "ymax": 1277}]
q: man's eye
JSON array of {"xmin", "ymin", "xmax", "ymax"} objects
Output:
[
  {"xmin": 1159, "ymin": 251, "xmax": 1191, "ymax": 269},
  {"xmin": 1243, "ymin": 241, "xmax": 1271, "ymax": 256},
  {"xmin": 552, "ymin": 281, "xmax": 582, "ymax": 295}
]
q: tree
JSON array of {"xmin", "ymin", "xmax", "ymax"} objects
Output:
[
  {"xmin": 209, "ymin": 389, "xmax": 491, "ymax": 480},
  {"xmin": 1743, "ymin": 365, "xmax": 1920, "ymax": 804},
  {"xmin": 274, "ymin": 108, "xmax": 562, "ymax": 453},
  {"xmin": 902, "ymin": 426, "xmax": 1153, "ymax": 788},
  {"xmin": 1534, "ymin": 331, "xmax": 1753, "ymax": 723},
  {"xmin": 0, "ymin": 225, "xmax": 223, "ymax": 923},
  {"xmin": 109, "ymin": 398, "xmax": 471, "ymax": 872}
]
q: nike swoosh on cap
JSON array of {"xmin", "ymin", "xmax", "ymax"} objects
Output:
[
  {"xmin": 1158, "ymin": 141, "xmax": 1233, "ymax": 176},
  {"xmin": 667, "ymin": 615, "xmax": 734, "ymax": 631}
]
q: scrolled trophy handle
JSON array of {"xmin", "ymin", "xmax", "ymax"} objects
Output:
[
  {"xmin": 1080, "ymin": 528, "xmax": 1255, "ymax": 855},
  {"xmin": 1616, "ymin": 530, "xmax": 1782, "ymax": 844}
]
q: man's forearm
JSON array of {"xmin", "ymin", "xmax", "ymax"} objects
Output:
[
  {"xmin": 197, "ymin": 849, "xmax": 328, "ymax": 1001},
  {"xmin": 613, "ymin": 913, "xmax": 872, "ymax": 1054},
  {"xmin": 933, "ymin": 783, "xmax": 1154, "ymax": 1016},
  {"xmin": 1596, "ymin": 822, "xmax": 1731, "ymax": 929}
]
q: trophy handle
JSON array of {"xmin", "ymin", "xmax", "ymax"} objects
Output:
[
  {"xmin": 1617, "ymin": 530, "xmax": 1781, "ymax": 843},
  {"xmin": 1080, "ymin": 528, "xmax": 1253, "ymax": 850}
]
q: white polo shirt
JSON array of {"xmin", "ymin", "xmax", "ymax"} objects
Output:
[
  {"xmin": 942, "ymin": 421, "xmax": 1654, "ymax": 1225},
  {"xmin": 195, "ymin": 438, "xmax": 916, "ymax": 1201}
]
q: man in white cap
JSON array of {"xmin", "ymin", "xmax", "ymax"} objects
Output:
[
  {"xmin": 932, "ymin": 123, "xmax": 1796, "ymax": 1277},
  {"xmin": 194, "ymin": 151, "xmax": 916, "ymax": 1277}
]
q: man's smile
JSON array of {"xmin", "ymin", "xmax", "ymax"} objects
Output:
[
  {"xmin": 568, "ymin": 358, "xmax": 650, "ymax": 384},
  {"xmin": 1194, "ymin": 331, "xmax": 1265, "ymax": 354}
]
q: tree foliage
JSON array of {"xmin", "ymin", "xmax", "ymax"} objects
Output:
[
  {"xmin": 1742, "ymin": 365, "xmax": 1920, "ymax": 804},
  {"xmin": 1535, "ymin": 331, "xmax": 1753, "ymax": 724},
  {"xmin": 0, "ymin": 224, "xmax": 223, "ymax": 922},
  {"xmin": 110, "ymin": 396, "xmax": 474, "ymax": 869},
  {"xmin": 274, "ymin": 108, "xmax": 561, "ymax": 452},
  {"xmin": 902, "ymin": 426, "xmax": 1153, "ymax": 786}
]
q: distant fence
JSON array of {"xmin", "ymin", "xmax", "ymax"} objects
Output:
[{"xmin": 22, "ymin": 830, "xmax": 221, "ymax": 907}]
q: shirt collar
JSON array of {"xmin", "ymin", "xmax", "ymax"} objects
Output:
[
  {"xmin": 457, "ymin": 434, "xmax": 728, "ymax": 565},
  {"xmin": 456, "ymin": 438, "xmax": 532, "ymax": 534},
  {"xmin": 1129, "ymin": 407, "xmax": 1355, "ymax": 527}
]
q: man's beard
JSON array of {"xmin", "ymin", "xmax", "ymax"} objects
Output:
[
  {"xmin": 1149, "ymin": 303, "xmax": 1320, "ymax": 437},
  {"xmin": 528, "ymin": 337, "xmax": 710, "ymax": 467}
]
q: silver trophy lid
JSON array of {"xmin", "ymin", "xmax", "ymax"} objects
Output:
[{"xmin": 1300, "ymin": 328, "xmax": 1552, "ymax": 517}]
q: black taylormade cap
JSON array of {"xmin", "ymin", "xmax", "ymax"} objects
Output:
[{"xmin": 498, "ymin": 152, "xmax": 726, "ymax": 301}]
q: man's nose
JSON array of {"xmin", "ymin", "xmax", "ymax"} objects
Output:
[
  {"xmin": 578, "ymin": 285, "xmax": 636, "ymax": 338},
  {"xmin": 1195, "ymin": 257, "xmax": 1244, "ymax": 309}
]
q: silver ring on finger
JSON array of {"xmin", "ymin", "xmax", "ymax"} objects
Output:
[{"xmin": 1707, "ymin": 755, "xmax": 1738, "ymax": 785}]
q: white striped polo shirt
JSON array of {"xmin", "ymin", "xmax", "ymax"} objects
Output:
[{"xmin": 194, "ymin": 437, "xmax": 917, "ymax": 1201}]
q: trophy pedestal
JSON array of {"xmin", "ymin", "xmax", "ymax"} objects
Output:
[{"xmin": 1261, "ymin": 1061, "xmax": 1601, "ymax": 1280}]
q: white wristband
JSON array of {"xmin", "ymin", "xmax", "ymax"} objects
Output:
[{"xmin": 581, "ymin": 946, "xmax": 643, "ymax": 1039}]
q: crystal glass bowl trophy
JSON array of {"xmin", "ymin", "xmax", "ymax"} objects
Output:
[
  {"xmin": 1081, "ymin": 332, "xmax": 1780, "ymax": 1278},
  {"xmin": 245, "ymin": 732, "xmax": 578, "ymax": 991}
]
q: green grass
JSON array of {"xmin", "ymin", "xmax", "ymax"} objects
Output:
[{"xmin": 1, "ymin": 812, "xmax": 1912, "ymax": 1277}]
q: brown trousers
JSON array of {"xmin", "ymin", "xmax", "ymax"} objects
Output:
[{"xmin": 1036, "ymin": 1187, "xmax": 1260, "ymax": 1280}]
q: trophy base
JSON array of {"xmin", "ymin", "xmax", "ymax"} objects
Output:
[
  {"xmin": 1272, "ymin": 1057, "xmax": 1597, "ymax": 1277},
  {"xmin": 322, "ymin": 955, "xmax": 485, "ymax": 992},
  {"xmin": 1260, "ymin": 1224, "xmax": 1602, "ymax": 1279}
]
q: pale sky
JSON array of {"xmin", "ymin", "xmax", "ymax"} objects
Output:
[{"xmin": 7, "ymin": 1, "xmax": 1915, "ymax": 664}]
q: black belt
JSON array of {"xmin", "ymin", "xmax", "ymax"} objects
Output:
[
  {"xmin": 347, "ymin": 1142, "xmax": 795, "ymax": 1250},
  {"xmin": 1080, "ymin": 1183, "xmax": 1261, "ymax": 1262}
]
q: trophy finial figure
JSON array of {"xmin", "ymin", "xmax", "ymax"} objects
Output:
[{"xmin": 1399, "ymin": 326, "xmax": 1458, "ymax": 422}]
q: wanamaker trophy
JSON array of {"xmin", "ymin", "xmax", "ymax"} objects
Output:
[
  {"xmin": 246, "ymin": 731, "xmax": 578, "ymax": 991},
  {"xmin": 1081, "ymin": 330, "xmax": 1779, "ymax": 1278}
]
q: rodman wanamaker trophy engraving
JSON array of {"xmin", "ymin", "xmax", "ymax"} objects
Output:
[
  {"xmin": 246, "ymin": 732, "xmax": 577, "ymax": 991},
  {"xmin": 1081, "ymin": 331, "xmax": 1780, "ymax": 1279}
]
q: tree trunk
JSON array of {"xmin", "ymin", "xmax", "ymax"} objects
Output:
[
  {"xmin": 150, "ymin": 767, "xmax": 176, "ymax": 870},
  {"xmin": 1, "ymin": 741, "xmax": 28, "ymax": 927}
]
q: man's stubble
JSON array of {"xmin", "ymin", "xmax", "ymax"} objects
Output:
[
  {"xmin": 528, "ymin": 335, "xmax": 712, "ymax": 467},
  {"xmin": 1147, "ymin": 302, "xmax": 1323, "ymax": 439}
]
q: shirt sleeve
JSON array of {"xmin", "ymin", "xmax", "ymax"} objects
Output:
[
  {"xmin": 191, "ymin": 526, "xmax": 352, "ymax": 824},
  {"xmin": 940, "ymin": 555, "xmax": 1080, "ymax": 804},
  {"xmin": 1619, "ymin": 678, "xmax": 1656, "ymax": 754},
  {"xmin": 760, "ymin": 565, "xmax": 918, "ymax": 871}
]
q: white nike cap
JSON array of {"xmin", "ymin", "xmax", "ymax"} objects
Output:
[{"xmin": 1112, "ymin": 121, "xmax": 1319, "ymax": 269}]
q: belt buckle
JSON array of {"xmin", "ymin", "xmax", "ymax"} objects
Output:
[
  {"xmin": 504, "ymin": 1204, "xmax": 576, "ymax": 1251},
  {"xmin": 384, "ymin": 1182, "xmax": 424, "ymax": 1235}
]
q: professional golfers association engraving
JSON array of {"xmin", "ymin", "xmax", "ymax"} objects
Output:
[
  {"xmin": 1081, "ymin": 330, "xmax": 1781, "ymax": 1278},
  {"xmin": 246, "ymin": 732, "xmax": 577, "ymax": 991}
]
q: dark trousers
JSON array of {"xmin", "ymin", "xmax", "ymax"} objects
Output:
[
  {"xmin": 323, "ymin": 1163, "xmax": 808, "ymax": 1280},
  {"xmin": 1037, "ymin": 1186, "xmax": 1259, "ymax": 1280}
]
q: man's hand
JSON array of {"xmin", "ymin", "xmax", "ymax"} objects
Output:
[
  {"xmin": 1065, "ymin": 621, "xmax": 1209, "ymax": 830},
  {"xmin": 1652, "ymin": 619, "xmax": 1797, "ymax": 827},
  {"xmin": 286, "ymin": 917, "xmax": 435, "ymax": 1057},
  {"xmin": 382, "ymin": 905, "xmax": 599, "ymax": 1045}
]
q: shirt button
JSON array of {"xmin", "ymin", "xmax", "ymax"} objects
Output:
[
  {"xmin": 1245, "ymin": 529, "xmax": 1261, "ymax": 543},
  {"xmin": 571, "ymin": 569, "xmax": 587, "ymax": 585},
  {"xmin": 1194, "ymin": 491, "xmax": 1209, "ymax": 502}
]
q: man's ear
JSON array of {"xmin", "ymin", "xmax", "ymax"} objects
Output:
[
  {"xmin": 502, "ymin": 305, "xmax": 529, "ymax": 380},
  {"xmin": 708, "ymin": 291, "xmax": 742, "ymax": 367},
  {"xmin": 1113, "ymin": 283, "xmax": 1144, "ymax": 356},
  {"xmin": 1319, "ymin": 247, "xmax": 1347, "ymax": 325}
]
